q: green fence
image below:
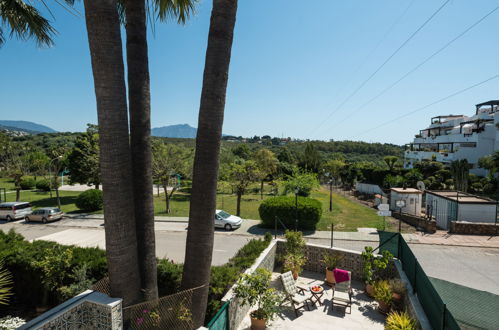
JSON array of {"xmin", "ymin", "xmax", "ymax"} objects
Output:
[
  {"xmin": 378, "ymin": 231, "xmax": 460, "ymax": 330},
  {"xmin": 206, "ymin": 300, "xmax": 229, "ymax": 330}
]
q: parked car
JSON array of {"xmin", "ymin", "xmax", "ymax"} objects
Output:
[
  {"xmin": 25, "ymin": 207, "xmax": 64, "ymax": 223},
  {"xmin": 0, "ymin": 202, "xmax": 32, "ymax": 221},
  {"xmin": 215, "ymin": 209, "xmax": 242, "ymax": 231}
]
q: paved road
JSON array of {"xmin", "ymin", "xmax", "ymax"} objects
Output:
[{"xmin": 2, "ymin": 218, "xmax": 499, "ymax": 294}]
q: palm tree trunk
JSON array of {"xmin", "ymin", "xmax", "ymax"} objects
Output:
[
  {"xmin": 125, "ymin": 0, "xmax": 158, "ymax": 302},
  {"xmin": 181, "ymin": 0, "xmax": 238, "ymax": 326},
  {"xmin": 83, "ymin": 0, "xmax": 141, "ymax": 306}
]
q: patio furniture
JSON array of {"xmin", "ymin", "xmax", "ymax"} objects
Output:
[
  {"xmin": 310, "ymin": 286, "xmax": 324, "ymax": 306},
  {"xmin": 280, "ymin": 271, "xmax": 314, "ymax": 317},
  {"xmin": 332, "ymin": 270, "xmax": 352, "ymax": 313}
]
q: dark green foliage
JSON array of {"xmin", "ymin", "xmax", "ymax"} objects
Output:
[
  {"xmin": 259, "ymin": 196, "xmax": 322, "ymax": 230},
  {"xmin": 19, "ymin": 177, "xmax": 35, "ymax": 190},
  {"xmin": 0, "ymin": 230, "xmax": 107, "ymax": 307},
  {"xmin": 35, "ymin": 179, "xmax": 51, "ymax": 191},
  {"xmin": 298, "ymin": 143, "xmax": 322, "ymax": 173},
  {"xmin": 75, "ymin": 189, "xmax": 103, "ymax": 211},
  {"xmin": 157, "ymin": 259, "xmax": 182, "ymax": 296},
  {"xmin": 66, "ymin": 125, "xmax": 100, "ymax": 188}
]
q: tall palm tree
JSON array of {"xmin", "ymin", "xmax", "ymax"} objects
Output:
[
  {"xmin": 0, "ymin": 0, "xmax": 75, "ymax": 47},
  {"xmin": 181, "ymin": 0, "xmax": 238, "ymax": 326},
  {"xmin": 83, "ymin": 0, "xmax": 141, "ymax": 306},
  {"xmin": 124, "ymin": 0, "xmax": 196, "ymax": 302}
]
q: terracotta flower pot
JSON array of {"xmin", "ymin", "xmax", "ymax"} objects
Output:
[
  {"xmin": 325, "ymin": 268, "xmax": 336, "ymax": 286},
  {"xmin": 392, "ymin": 292, "xmax": 402, "ymax": 302},
  {"xmin": 250, "ymin": 316, "xmax": 267, "ymax": 330},
  {"xmin": 365, "ymin": 283, "xmax": 374, "ymax": 297},
  {"xmin": 292, "ymin": 271, "xmax": 298, "ymax": 280},
  {"xmin": 377, "ymin": 301, "xmax": 390, "ymax": 314}
]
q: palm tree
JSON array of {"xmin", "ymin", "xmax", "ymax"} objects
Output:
[
  {"xmin": 83, "ymin": 0, "xmax": 141, "ymax": 306},
  {"xmin": 181, "ymin": 0, "xmax": 238, "ymax": 326},
  {"xmin": 0, "ymin": 0, "xmax": 75, "ymax": 47},
  {"xmin": 124, "ymin": 0, "xmax": 196, "ymax": 302}
]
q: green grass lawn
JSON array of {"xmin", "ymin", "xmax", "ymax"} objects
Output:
[{"xmin": 0, "ymin": 177, "xmax": 16, "ymax": 190}]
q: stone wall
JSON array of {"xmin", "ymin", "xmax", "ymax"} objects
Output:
[
  {"xmin": 222, "ymin": 240, "xmax": 277, "ymax": 330},
  {"xmin": 20, "ymin": 290, "xmax": 122, "ymax": 330},
  {"xmin": 449, "ymin": 221, "xmax": 499, "ymax": 235},
  {"xmin": 392, "ymin": 212, "xmax": 436, "ymax": 233}
]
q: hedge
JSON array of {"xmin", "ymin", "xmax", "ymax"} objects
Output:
[
  {"xmin": 0, "ymin": 230, "xmax": 107, "ymax": 307},
  {"xmin": 19, "ymin": 177, "xmax": 35, "ymax": 190},
  {"xmin": 259, "ymin": 196, "xmax": 322, "ymax": 230},
  {"xmin": 35, "ymin": 179, "xmax": 51, "ymax": 191},
  {"xmin": 76, "ymin": 189, "xmax": 103, "ymax": 211}
]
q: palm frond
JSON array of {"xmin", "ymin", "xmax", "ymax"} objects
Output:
[
  {"xmin": 152, "ymin": 0, "xmax": 197, "ymax": 24},
  {"xmin": 0, "ymin": 260, "xmax": 13, "ymax": 305},
  {"xmin": 0, "ymin": 0, "xmax": 57, "ymax": 47}
]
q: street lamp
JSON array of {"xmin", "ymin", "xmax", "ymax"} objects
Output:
[
  {"xmin": 294, "ymin": 187, "xmax": 299, "ymax": 231},
  {"xmin": 49, "ymin": 156, "xmax": 63, "ymax": 209}
]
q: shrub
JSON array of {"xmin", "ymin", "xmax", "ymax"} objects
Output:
[
  {"xmin": 259, "ymin": 196, "xmax": 322, "ymax": 230},
  {"xmin": 0, "ymin": 230, "xmax": 107, "ymax": 307},
  {"xmin": 76, "ymin": 189, "xmax": 103, "ymax": 211},
  {"xmin": 373, "ymin": 280, "xmax": 392, "ymax": 304},
  {"xmin": 35, "ymin": 179, "xmax": 51, "ymax": 191},
  {"xmin": 157, "ymin": 259, "xmax": 182, "ymax": 297},
  {"xmin": 19, "ymin": 177, "xmax": 35, "ymax": 190},
  {"xmin": 385, "ymin": 311, "xmax": 417, "ymax": 330}
]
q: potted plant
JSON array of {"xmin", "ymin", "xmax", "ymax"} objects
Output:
[
  {"xmin": 361, "ymin": 247, "xmax": 375, "ymax": 296},
  {"xmin": 322, "ymin": 253, "xmax": 343, "ymax": 285},
  {"xmin": 283, "ymin": 253, "xmax": 306, "ymax": 280},
  {"xmin": 233, "ymin": 268, "xmax": 281, "ymax": 330},
  {"xmin": 385, "ymin": 311, "xmax": 417, "ymax": 330},
  {"xmin": 389, "ymin": 278, "xmax": 407, "ymax": 303},
  {"xmin": 373, "ymin": 280, "xmax": 392, "ymax": 314}
]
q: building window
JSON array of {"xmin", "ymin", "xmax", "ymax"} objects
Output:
[{"xmin": 410, "ymin": 198, "xmax": 414, "ymax": 204}]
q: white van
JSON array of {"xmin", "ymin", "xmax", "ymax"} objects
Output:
[{"xmin": 0, "ymin": 202, "xmax": 32, "ymax": 221}]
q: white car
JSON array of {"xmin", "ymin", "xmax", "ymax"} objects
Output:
[{"xmin": 215, "ymin": 209, "xmax": 242, "ymax": 231}]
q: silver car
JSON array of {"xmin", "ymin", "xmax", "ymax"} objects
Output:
[
  {"xmin": 25, "ymin": 207, "xmax": 64, "ymax": 223},
  {"xmin": 214, "ymin": 209, "xmax": 242, "ymax": 231},
  {"xmin": 0, "ymin": 202, "xmax": 32, "ymax": 221}
]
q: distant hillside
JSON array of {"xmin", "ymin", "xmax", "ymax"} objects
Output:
[
  {"xmin": 152, "ymin": 124, "xmax": 197, "ymax": 138},
  {"xmin": 0, "ymin": 120, "xmax": 56, "ymax": 134}
]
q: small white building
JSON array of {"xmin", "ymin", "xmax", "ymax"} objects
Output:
[
  {"xmin": 389, "ymin": 188, "xmax": 423, "ymax": 216},
  {"xmin": 425, "ymin": 190, "xmax": 497, "ymax": 229}
]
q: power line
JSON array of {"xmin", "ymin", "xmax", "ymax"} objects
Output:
[
  {"xmin": 330, "ymin": 3, "xmax": 499, "ymax": 130},
  {"xmin": 319, "ymin": 0, "xmax": 416, "ymax": 113},
  {"xmin": 346, "ymin": 74, "xmax": 499, "ymax": 140},
  {"xmin": 310, "ymin": 0, "xmax": 451, "ymax": 137}
]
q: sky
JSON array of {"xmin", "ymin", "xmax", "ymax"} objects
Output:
[{"xmin": 2, "ymin": 0, "xmax": 499, "ymax": 145}]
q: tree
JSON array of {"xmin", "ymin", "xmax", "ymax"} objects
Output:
[
  {"xmin": 298, "ymin": 143, "xmax": 322, "ymax": 173},
  {"xmin": 0, "ymin": 0, "xmax": 72, "ymax": 47},
  {"xmin": 24, "ymin": 151, "xmax": 49, "ymax": 181},
  {"xmin": 83, "ymin": 0, "xmax": 141, "ymax": 306},
  {"xmin": 228, "ymin": 160, "xmax": 259, "ymax": 216},
  {"xmin": 277, "ymin": 147, "xmax": 294, "ymax": 164},
  {"xmin": 232, "ymin": 143, "xmax": 251, "ymax": 160},
  {"xmin": 450, "ymin": 159, "xmax": 470, "ymax": 192},
  {"xmin": 152, "ymin": 142, "xmax": 192, "ymax": 213},
  {"xmin": 253, "ymin": 148, "xmax": 278, "ymax": 199},
  {"xmin": 283, "ymin": 170, "xmax": 319, "ymax": 197},
  {"xmin": 67, "ymin": 125, "xmax": 100, "ymax": 188},
  {"xmin": 181, "ymin": 0, "xmax": 238, "ymax": 326},
  {"xmin": 322, "ymin": 159, "xmax": 345, "ymax": 183},
  {"xmin": 383, "ymin": 156, "xmax": 399, "ymax": 172}
]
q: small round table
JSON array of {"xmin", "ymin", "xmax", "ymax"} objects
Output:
[{"xmin": 310, "ymin": 286, "xmax": 324, "ymax": 306}]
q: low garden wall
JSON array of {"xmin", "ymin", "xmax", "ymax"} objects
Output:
[
  {"xmin": 392, "ymin": 212, "xmax": 436, "ymax": 233},
  {"xmin": 221, "ymin": 240, "xmax": 277, "ymax": 330},
  {"xmin": 20, "ymin": 290, "xmax": 122, "ymax": 330},
  {"xmin": 449, "ymin": 221, "xmax": 499, "ymax": 235}
]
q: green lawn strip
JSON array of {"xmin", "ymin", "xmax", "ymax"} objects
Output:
[
  {"xmin": 0, "ymin": 177, "xmax": 17, "ymax": 190},
  {"xmin": 312, "ymin": 188, "xmax": 383, "ymax": 231}
]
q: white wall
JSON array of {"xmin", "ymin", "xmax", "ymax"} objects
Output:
[
  {"xmin": 390, "ymin": 192, "xmax": 422, "ymax": 216},
  {"xmin": 458, "ymin": 204, "xmax": 496, "ymax": 223}
]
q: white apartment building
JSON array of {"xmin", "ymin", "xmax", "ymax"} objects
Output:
[{"xmin": 404, "ymin": 100, "xmax": 499, "ymax": 176}]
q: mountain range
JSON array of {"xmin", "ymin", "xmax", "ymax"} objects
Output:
[
  {"xmin": 151, "ymin": 124, "xmax": 198, "ymax": 138},
  {"xmin": 1, "ymin": 121, "xmax": 202, "ymax": 139},
  {"xmin": 0, "ymin": 120, "xmax": 57, "ymax": 135}
]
